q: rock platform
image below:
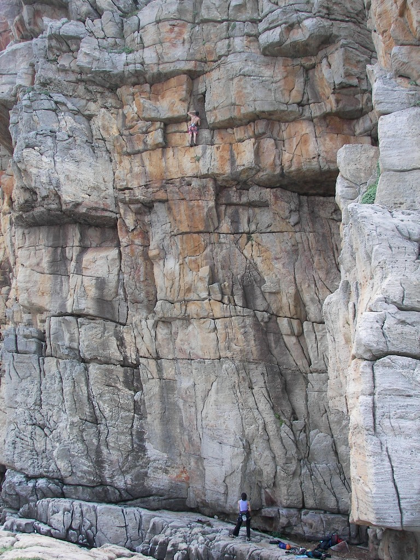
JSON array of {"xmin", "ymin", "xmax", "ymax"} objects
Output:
[{"xmin": 0, "ymin": 514, "xmax": 364, "ymax": 560}]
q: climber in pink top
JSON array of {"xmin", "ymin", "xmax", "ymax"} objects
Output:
[
  {"xmin": 232, "ymin": 492, "xmax": 252, "ymax": 540},
  {"xmin": 187, "ymin": 111, "xmax": 200, "ymax": 146}
]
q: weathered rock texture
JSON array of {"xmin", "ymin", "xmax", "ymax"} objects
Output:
[
  {"xmin": 1, "ymin": 499, "xmax": 321, "ymax": 553},
  {"xmin": 0, "ymin": 517, "xmax": 359, "ymax": 560},
  {"xmin": 323, "ymin": 0, "xmax": 420, "ymax": 556},
  {"xmin": 0, "ymin": 528, "xmax": 149, "ymax": 559},
  {"xmin": 0, "ymin": 0, "xmax": 418, "ymax": 558},
  {"xmin": 0, "ymin": 501, "xmax": 367, "ymax": 560},
  {"xmin": 326, "ymin": 129, "xmax": 420, "ymax": 556}
]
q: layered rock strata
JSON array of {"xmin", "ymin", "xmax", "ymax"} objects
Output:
[
  {"xmin": 2, "ymin": 498, "xmax": 326, "ymax": 552},
  {"xmin": 323, "ymin": 1, "xmax": 420, "ymax": 556},
  {"xmin": 0, "ymin": 0, "xmax": 377, "ymax": 533},
  {"xmin": 325, "ymin": 129, "xmax": 420, "ymax": 558},
  {"xmin": 0, "ymin": 0, "xmax": 418, "ymax": 558},
  {"xmin": 0, "ymin": 528, "xmax": 149, "ymax": 559},
  {"xmin": 0, "ymin": 499, "xmax": 369, "ymax": 560},
  {"xmin": 0, "ymin": 518, "xmax": 358, "ymax": 560}
]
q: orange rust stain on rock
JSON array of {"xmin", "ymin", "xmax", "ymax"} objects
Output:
[
  {"xmin": 170, "ymin": 467, "xmax": 190, "ymax": 483},
  {"xmin": 1, "ymin": 173, "xmax": 15, "ymax": 197}
]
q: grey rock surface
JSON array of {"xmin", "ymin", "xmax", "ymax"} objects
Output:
[
  {"xmin": 0, "ymin": 500, "xmax": 361, "ymax": 558},
  {"xmin": 325, "ymin": 109, "xmax": 420, "ymax": 548},
  {"xmin": 0, "ymin": 528, "xmax": 148, "ymax": 559},
  {"xmin": 0, "ymin": 0, "xmax": 419, "ymax": 558}
]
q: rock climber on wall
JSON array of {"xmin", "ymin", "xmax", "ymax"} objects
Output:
[{"xmin": 187, "ymin": 111, "xmax": 200, "ymax": 146}]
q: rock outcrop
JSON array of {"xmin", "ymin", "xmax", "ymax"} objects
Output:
[
  {"xmin": 323, "ymin": 0, "xmax": 420, "ymax": 556},
  {"xmin": 0, "ymin": 0, "xmax": 419, "ymax": 559},
  {"xmin": 0, "ymin": 528, "xmax": 149, "ymax": 559},
  {"xmin": 325, "ymin": 120, "xmax": 420, "ymax": 557}
]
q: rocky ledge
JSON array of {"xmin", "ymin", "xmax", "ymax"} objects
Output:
[{"xmin": 0, "ymin": 506, "xmax": 363, "ymax": 560}]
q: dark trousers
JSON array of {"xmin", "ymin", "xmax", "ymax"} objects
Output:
[{"xmin": 233, "ymin": 513, "xmax": 251, "ymax": 538}]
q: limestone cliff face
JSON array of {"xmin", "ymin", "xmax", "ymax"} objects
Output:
[{"xmin": 0, "ymin": 0, "xmax": 418, "ymax": 554}]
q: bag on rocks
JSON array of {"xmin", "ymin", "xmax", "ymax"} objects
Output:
[
  {"xmin": 318, "ymin": 533, "xmax": 341, "ymax": 550},
  {"xmin": 306, "ymin": 552, "xmax": 331, "ymax": 559}
]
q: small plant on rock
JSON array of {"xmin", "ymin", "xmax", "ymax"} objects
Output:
[
  {"xmin": 121, "ymin": 9, "xmax": 139, "ymax": 18},
  {"xmin": 110, "ymin": 46, "xmax": 134, "ymax": 54},
  {"xmin": 13, "ymin": 557, "xmax": 44, "ymax": 560},
  {"xmin": 361, "ymin": 162, "xmax": 380, "ymax": 204},
  {"xmin": 274, "ymin": 412, "xmax": 284, "ymax": 427}
]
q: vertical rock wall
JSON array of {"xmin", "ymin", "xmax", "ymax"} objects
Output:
[
  {"xmin": 324, "ymin": 0, "xmax": 420, "ymax": 557},
  {"xmin": 1, "ymin": 0, "xmax": 418, "ymax": 554}
]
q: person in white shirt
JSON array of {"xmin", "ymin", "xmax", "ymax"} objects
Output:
[{"xmin": 232, "ymin": 492, "xmax": 251, "ymax": 541}]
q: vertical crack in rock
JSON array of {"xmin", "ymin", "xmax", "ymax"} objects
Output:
[
  {"xmin": 386, "ymin": 446, "xmax": 403, "ymax": 529},
  {"xmin": 324, "ymin": 406, "xmax": 351, "ymax": 494},
  {"xmin": 84, "ymin": 369, "xmax": 107, "ymax": 477},
  {"xmin": 3, "ymin": 0, "xmax": 413, "ymax": 546}
]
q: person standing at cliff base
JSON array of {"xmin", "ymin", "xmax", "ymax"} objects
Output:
[
  {"xmin": 232, "ymin": 492, "xmax": 251, "ymax": 541},
  {"xmin": 187, "ymin": 111, "xmax": 200, "ymax": 146}
]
